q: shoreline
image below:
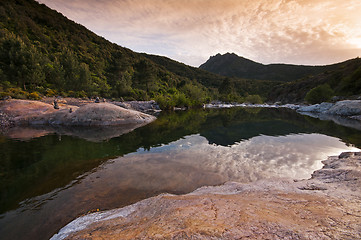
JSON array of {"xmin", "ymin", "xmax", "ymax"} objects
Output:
[
  {"xmin": 2, "ymin": 98, "xmax": 360, "ymax": 140},
  {"xmin": 205, "ymin": 100, "xmax": 361, "ymax": 130},
  {"xmin": 0, "ymin": 99, "xmax": 157, "ymax": 139},
  {"xmin": 51, "ymin": 151, "xmax": 361, "ymax": 239}
]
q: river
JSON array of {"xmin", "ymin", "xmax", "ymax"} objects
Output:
[{"xmin": 0, "ymin": 107, "xmax": 360, "ymax": 240}]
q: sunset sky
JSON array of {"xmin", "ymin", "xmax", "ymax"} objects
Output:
[{"xmin": 38, "ymin": 0, "xmax": 361, "ymax": 67}]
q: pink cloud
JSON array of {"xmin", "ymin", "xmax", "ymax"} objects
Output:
[{"xmin": 38, "ymin": 0, "xmax": 361, "ymax": 66}]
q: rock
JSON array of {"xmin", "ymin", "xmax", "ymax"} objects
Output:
[
  {"xmin": 297, "ymin": 100, "xmax": 361, "ymax": 126},
  {"xmin": 0, "ymin": 110, "xmax": 15, "ymax": 130},
  {"xmin": 297, "ymin": 102, "xmax": 334, "ymax": 113},
  {"xmin": 0, "ymin": 100, "xmax": 156, "ymax": 127},
  {"xmin": 331, "ymin": 96, "xmax": 341, "ymax": 102},
  {"xmin": 51, "ymin": 152, "xmax": 361, "ymax": 240},
  {"xmin": 326, "ymin": 100, "xmax": 361, "ymax": 116},
  {"xmin": 350, "ymin": 115, "xmax": 361, "ymax": 121},
  {"xmin": 113, "ymin": 100, "xmax": 161, "ymax": 114},
  {"xmin": 0, "ymin": 99, "xmax": 57, "ymax": 124},
  {"xmin": 52, "ymin": 103, "xmax": 156, "ymax": 126}
]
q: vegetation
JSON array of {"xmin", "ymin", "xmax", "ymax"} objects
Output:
[
  {"xmin": 305, "ymin": 84, "xmax": 334, "ymax": 104},
  {"xmin": 244, "ymin": 94, "xmax": 263, "ymax": 104},
  {"xmin": 0, "ymin": 0, "xmax": 359, "ymax": 108},
  {"xmin": 0, "ymin": 0, "xmax": 213, "ymax": 108},
  {"xmin": 201, "ymin": 53, "xmax": 361, "ymax": 104},
  {"xmin": 268, "ymin": 58, "xmax": 361, "ymax": 103},
  {"xmin": 199, "ymin": 52, "xmax": 337, "ymax": 82}
]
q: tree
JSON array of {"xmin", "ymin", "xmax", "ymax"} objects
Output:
[
  {"xmin": 218, "ymin": 78, "xmax": 234, "ymax": 95},
  {"xmin": 244, "ymin": 94, "xmax": 263, "ymax": 104},
  {"xmin": 305, "ymin": 84, "xmax": 334, "ymax": 104}
]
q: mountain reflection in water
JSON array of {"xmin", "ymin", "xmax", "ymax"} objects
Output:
[{"xmin": 0, "ymin": 107, "xmax": 360, "ymax": 240}]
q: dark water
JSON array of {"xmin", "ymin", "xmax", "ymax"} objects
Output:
[{"xmin": 0, "ymin": 108, "xmax": 360, "ymax": 240}]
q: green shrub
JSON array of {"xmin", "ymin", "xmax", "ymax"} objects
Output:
[
  {"xmin": 77, "ymin": 90, "xmax": 87, "ymax": 98},
  {"xmin": 244, "ymin": 94, "xmax": 263, "ymax": 104},
  {"xmin": 28, "ymin": 92, "xmax": 41, "ymax": 100},
  {"xmin": 155, "ymin": 92, "xmax": 191, "ymax": 110},
  {"xmin": 7, "ymin": 87, "xmax": 29, "ymax": 99},
  {"xmin": 305, "ymin": 84, "xmax": 334, "ymax": 104},
  {"xmin": 0, "ymin": 92, "xmax": 10, "ymax": 98},
  {"xmin": 46, "ymin": 88, "xmax": 57, "ymax": 97}
]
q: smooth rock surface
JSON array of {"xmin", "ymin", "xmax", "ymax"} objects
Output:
[
  {"xmin": 297, "ymin": 100, "xmax": 361, "ymax": 117},
  {"xmin": 0, "ymin": 99, "xmax": 58, "ymax": 124},
  {"xmin": 42, "ymin": 103, "xmax": 156, "ymax": 126},
  {"xmin": 52, "ymin": 152, "xmax": 361, "ymax": 240},
  {"xmin": 113, "ymin": 100, "xmax": 161, "ymax": 114},
  {"xmin": 297, "ymin": 102, "xmax": 334, "ymax": 113},
  {"xmin": 326, "ymin": 100, "xmax": 361, "ymax": 116},
  {"xmin": 0, "ymin": 100, "xmax": 156, "ymax": 127}
]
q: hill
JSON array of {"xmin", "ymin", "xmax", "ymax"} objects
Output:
[
  {"xmin": 142, "ymin": 53, "xmax": 283, "ymax": 101},
  {"xmin": 142, "ymin": 53, "xmax": 224, "ymax": 88},
  {"xmin": 268, "ymin": 57, "xmax": 361, "ymax": 103},
  {"xmin": 1, "ymin": 0, "xmax": 358, "ymax": 106},
  {"xmin": 200, "ymin": 53, "xmax": 340, "ymax": 82},
  {"xmin": 0, "ymin": 0, "xmax": 218, "ymax": 108}
]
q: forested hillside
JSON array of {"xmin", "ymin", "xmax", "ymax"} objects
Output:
[
  {"xmin": 0, "ymin": 0, "xmax": 215, "ymax": 108},
  {"xmin": 268, "ymin": 58, "xmax": 361, "ymax": 103},
  {"xmin": 200, "ymin": 53, "xmax": 361, "ymax": 103},
  {"xmin": 1, "ymin": 0, "xmax": 359, "ymax": 106},
  {"xmin": 143, "ymin": 53, "xmax": 283, "ymax": 102}
]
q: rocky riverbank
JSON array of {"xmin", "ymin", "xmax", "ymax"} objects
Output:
[
  {"xmin": 296, "ymin": 100, "xmax": 361, "ymax": 130},
  {"xmin": 51, "ymin": 151, "xmax": 361, "ymax": 240},
  {"xmin": 0, "ymin": 99, "xmax": 156, "ymax": 126},
  {"xmin": 205, "ymin": 100, "xmax": 361, "ymax": 130},
  {"xmin": 0, "ymin": 99, "xmax": 156, "ymax": 140},
  {"xmin": 297, "ymin": 100, "xmax": 361, "ymax": 119}
]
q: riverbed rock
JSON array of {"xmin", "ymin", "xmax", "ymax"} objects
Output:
[
  {"xmin": 297, "ymin": 100, "xmax": 361, "ymax": 117},
  {"xmin": 0, "ymin": 99, "xmax": 58, "ymax": 124},
  {"xmin": 51, "ymin": 152, "xmax": 361, "ymax": 240},
  {"xmin": 0, "ymin": 100, "xmax": 156, "ymax": 127},
  {"xmin": 43, "ymin": 103, "xmax": 156, "ymax": 126},
  {"xmin": 297, "ymin": 102, "xmax": 334, "ymax": 113},
  {"xmin": 326, "ymin": 100, "xmax": 361, "ymax": 116},
  {"xmin": 113, "ymin": 100, "xmax": 161, "ymax": 114}
]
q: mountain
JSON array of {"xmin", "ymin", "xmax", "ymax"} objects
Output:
[
  {"xmin": 200, "ymin": 53, "xmax": 339, "ymax": 82},
  {"xmin": 1, "ymin": 0, "xmax": 359, "ymax": 106},
  {"xmin": 142, "ymin": 53, "xmax": 284, "ymax": 100},
  {"xmin": 142, "ymin": 53, "xmax": 224, "ymax": 88},
  {"xmin": 0, "ymin": 0, "xmax": 218, "ymax": 108}
]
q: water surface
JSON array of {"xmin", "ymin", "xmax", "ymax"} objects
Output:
[{"xmin": 0, "ymin": 108, "xmax": 360, "ymax": 240}]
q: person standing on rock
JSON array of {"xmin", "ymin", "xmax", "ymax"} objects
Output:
[{"xmin": 54, "ymin": 99, "xmax": 59, "ymax": 109}]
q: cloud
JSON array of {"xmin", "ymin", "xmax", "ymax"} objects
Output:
[
  {"xmin": 129, "ymin": 133, "xmax": 358, "ymax": 183},
  {"xmin": 38, "ymin": 0, "xmax": 361, "ymax": 66}
]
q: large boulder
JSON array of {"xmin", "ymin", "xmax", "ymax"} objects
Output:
[
  {"xmin": 43, "ymin": 103, "xmax": 156, "ymax": 126},
  {"xmin": 0, "ymin": 99, "xmax": 57, "ymax": 123},
  {"xmin": 325, "ymin": 100, "xmax": 361, "ymax": 116},
  {"xmin": 297, "ymin": 102, "xmax": 334, "ymax": 113},
  {"xmin": 0, "ymin": 100, "xmax": 156, "ymax": 127}
]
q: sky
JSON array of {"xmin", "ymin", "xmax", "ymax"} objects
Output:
[{"xmin": 38, "ymin": 0, "xmax": 361, "ymax": 67}]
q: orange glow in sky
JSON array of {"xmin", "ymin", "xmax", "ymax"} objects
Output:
[{"xmin": 38, "ymin": 0, "xmax": 361, "ymax": 66}]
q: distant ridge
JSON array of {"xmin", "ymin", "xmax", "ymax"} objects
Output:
[{"xmin": 199, "ymin": 53, "xmax": 338, "ymax": 82}]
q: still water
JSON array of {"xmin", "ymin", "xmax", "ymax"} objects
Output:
[{"xmin": 0, "ymin": 107, "xmax": 360, "ymax": 240}]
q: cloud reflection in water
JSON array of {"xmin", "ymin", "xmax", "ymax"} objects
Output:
[{"xmin": 130, "ymin": 133, "xmax": 359, "ymax": 183}]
